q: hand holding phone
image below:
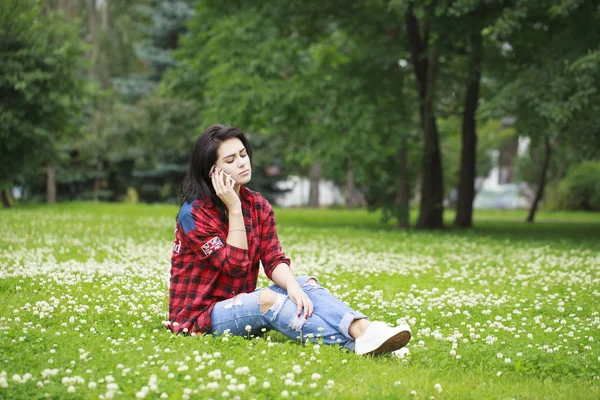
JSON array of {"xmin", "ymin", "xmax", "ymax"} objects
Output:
[
  {"xmin": 209, "ymin": 165, "xmax": 235, "ymax": 186},
  {"xmin": 210, "ymin": 165, "xmax": 241, "ymax": 211}
]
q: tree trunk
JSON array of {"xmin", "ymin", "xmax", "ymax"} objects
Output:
[
  {"xmin": 345, "ymin": 167, "xmax": 356, "ymax": 207},
  {"xmin": 345, "ymin": 158, "xmax": 366, "ymax": 208},
  {"xmin": 308, "ymin": 162, "xmax": 321, "ymax": 207},
  {"xmin": 93, "ymin": 162, "xmax": 103, "ymax": 202},
  {"xmin": 526, "ymin": 138, "xmax": 552, "ymax": 223},
  {"xmin": 101, "ymin": 0, "xmax": 109, "ymax": 30},
  {"xmin": 46, "ymin": 165, "xmax": 57, "ymax": 204},
  {"xmin": 394, "ymin": 141, "xmax": 410, "ymax": 228},
  {"xmin": 454, "ymin": 30, "xmax": 483, "ymax": 228},
  {"xmin": 85, "ymin": 0, "xmax": 98, "ymax": 80},
  {"xmin": 552, "ymin": 153, "xmax": 569, "ymax": 201},
  {"xmin": 406, "ymin": 4, "xmax": 444, "ymax": 229},
  {"xmin": 1, "ymin": 188, "xmax": 11, "ymax": 208}
]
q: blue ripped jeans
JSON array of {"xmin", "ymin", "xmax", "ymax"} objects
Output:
[{"xmin": 210, "ymin": 276, "xmax": 368, "ymax": 352}]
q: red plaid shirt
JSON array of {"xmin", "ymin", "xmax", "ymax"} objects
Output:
[{"xmin": 168, "ymin": 186, "xmax": 290, "ymax": 334}]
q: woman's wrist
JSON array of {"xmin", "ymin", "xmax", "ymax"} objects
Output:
[{"xmin": 228, "ymin": 206, "xmax": 243, "ymax": 216}]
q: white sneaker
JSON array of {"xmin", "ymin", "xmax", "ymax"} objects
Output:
[{"xmin": 355, "ymin": 322, "xmax": 411, "ymax": 356}]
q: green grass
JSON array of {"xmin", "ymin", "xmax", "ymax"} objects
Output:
[{"xmin": 1, "ymin": 203, "xmax": 599, "ymax": 399}]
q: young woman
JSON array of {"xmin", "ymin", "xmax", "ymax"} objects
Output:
[{"xmin": 168, "ymin": 124, "xmax": 411, "ymax": 356}]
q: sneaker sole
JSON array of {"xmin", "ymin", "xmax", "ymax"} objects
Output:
[{"xmin": 365, "ymin": 330, "xmax": 411, "ymax": 356}]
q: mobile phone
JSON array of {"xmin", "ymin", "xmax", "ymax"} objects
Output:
[{"xmin": 209, "ymin": 165, "xmax": 235, "ymax": 185}]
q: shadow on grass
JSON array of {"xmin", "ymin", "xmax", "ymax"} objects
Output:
[
  {"xmin": 276, "ymin": 208, "xmax": 600, "ymax": 251},
  {"xmin": 4, "ymin": 202, "xmax": 599, "ymax": 250}
]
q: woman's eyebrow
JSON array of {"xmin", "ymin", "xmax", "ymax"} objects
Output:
[{"xmin": 222, "ymin": 148, "xmax": 246, "ymax": 159}]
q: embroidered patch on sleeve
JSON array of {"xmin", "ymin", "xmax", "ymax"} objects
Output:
[{"xmin": 201, "ymin": 236, "xmax": 224, "ymax": 256}]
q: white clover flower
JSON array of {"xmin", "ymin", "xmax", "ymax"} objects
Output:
[
  {"xmin": 311, "ymin": 373, "xmax": 321, "ymax": 381},
  {"xmin": 245, "ymin": 325, "xmax": 252, "ymax": 332},
  {"xmin": 434, "ymin": 383, "xmax": 442, "ymax": 393},
  {"xmin": 497, "ymin": 371, "xmax": 502, "ymax": 377},
  {"xmin": 262, "ymin": 381, "xmax": 271, "ymax": 389},
  {"xmin": 281, "ymin": 390, "xmax": 290, "ymax": 398},
  {"xmin": 208, "ymin": 370, "xmax": 222, "ymax": 380}
]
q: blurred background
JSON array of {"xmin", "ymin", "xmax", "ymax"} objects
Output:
[{"xmin": 1, "ymin": 0, "xmax": 599, "ymax": 228}]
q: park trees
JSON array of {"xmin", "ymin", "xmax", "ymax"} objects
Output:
[
  {"xmin": 168, "ymin": 0, "xmax": 512, "ymax": 228},
  {"xmin": 3, "ymin": 0, "xmax": 598, "ymax": 222},
  {"xmin": 0, "ymin": 0, "xmax": 87, "ymax": 207},
  {"xmin": 481, "ymin": 0, "xmax": 600, "ymax": 222}
]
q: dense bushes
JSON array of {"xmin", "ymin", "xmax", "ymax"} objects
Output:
[{"xmin": 555, "ymin": 161, "xmax": 600, "ymax": 211}]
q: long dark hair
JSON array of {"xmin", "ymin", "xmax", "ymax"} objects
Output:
[{"xmin": 180, "ymin": 124, "xmax": 253, "ymax": 222}]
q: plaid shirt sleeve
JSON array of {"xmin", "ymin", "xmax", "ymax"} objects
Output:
[
  {"xmin": 184, "ymin": 206, "xmax": 252, "ymax": 277},
  {"xmin": 259, "ymin": 197, "xmax": 290, "ymax": 280}
]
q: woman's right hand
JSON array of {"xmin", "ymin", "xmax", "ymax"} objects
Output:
[{"xmin": 211, "ymin": 167, "xmax": 241, "ymax": 211}]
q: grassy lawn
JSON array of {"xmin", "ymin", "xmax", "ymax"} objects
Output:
[{"xmin": 1, "ymin": 203, "xmax": 599, "ymax": 399}]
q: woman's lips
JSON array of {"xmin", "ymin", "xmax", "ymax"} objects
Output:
[{"xmin": 240, "ymin": 170, "xmax": 250, "ymax": 176}]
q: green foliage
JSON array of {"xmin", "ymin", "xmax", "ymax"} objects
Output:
[
  {"xmin": 554, "ymin": 160, "xmax": 600, "ymax": 211},
  {"xmin": 135, "ymin": 0, "xmax": 196, "ymax": 82},
  {"xmin": 482, "ymin": 0, "xmax": 600, "ymax": 155},
  {"xmin": 165, "ymin": 1, "xmax": 420, "ymax": 220},
  {"xmin": 0, "ymin": 0, "xmax": 88, "ymax": 187}
]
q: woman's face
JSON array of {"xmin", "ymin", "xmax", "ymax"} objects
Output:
[{"xmin": 215, "ymin": 138, "xmax": 252, "ymax": 185}]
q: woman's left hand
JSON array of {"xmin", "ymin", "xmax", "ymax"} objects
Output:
[{"xmin": 286, "ymin": 283, "xmax": 313, "ymax": 319}]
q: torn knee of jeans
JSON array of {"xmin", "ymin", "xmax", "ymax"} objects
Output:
[
  {"xmin": 259, "ymin": 290, "xmax": 286, "ymax": 318},
  {"xmin": 287, "ymin": 314, "xmax": 308, "ymax": 332},
  {"xmin": 224, "ymin": 294, "xmax": 244, "ymax": 309},
  {"xmin": 301, "ymin": 278, "xmax": 319, "ymax": 288}
]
